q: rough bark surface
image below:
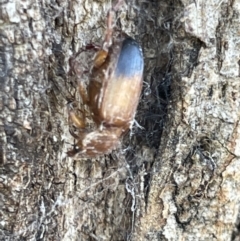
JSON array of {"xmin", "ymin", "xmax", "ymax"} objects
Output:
[{"xmin": 0, "ymin": 0, "xmax": 240, "ymax": 241}]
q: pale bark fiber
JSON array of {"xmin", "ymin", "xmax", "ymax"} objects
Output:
[{"xmin": 0, "ymin": 0, "xmax": 240, "ymax": 241}]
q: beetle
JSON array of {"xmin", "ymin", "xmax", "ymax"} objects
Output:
[{"xmin": 67, "ymin": 2, "xmax": 144, "ymax": 158}]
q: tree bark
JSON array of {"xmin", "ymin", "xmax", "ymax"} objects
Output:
[{"xmin": 1, "ymin": 0, "xmax": 240, "ymax": 240}]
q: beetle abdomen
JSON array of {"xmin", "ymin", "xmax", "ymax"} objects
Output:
[
  {"xmin": 99, "ymin": 38, "xmax": 144, "ymax": 127},
  {"xmin": 115, "ymin": 38, "xmax": 144, "ymax": 78}
]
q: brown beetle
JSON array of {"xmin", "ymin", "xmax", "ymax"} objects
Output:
[{"xmin": 68, "ymin": 3, "xmax": 144, "ymax": 158}]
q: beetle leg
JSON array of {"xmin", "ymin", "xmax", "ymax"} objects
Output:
[
  {"xmin": 67, "ymin": 141, "xmax": 81, "ymax": 157},
  {"xmin": 93, "ymin": 50, "xmax": 108, "ymax": 68},
  {"xmin": 69, "ymin": 128, "xmax": 81, "ymax": 140},
  {"xmin": 69, "ymin": 60, "xmax": 89, "ymax": 105},
  {"xmin": 68, "ymin": 109, "xmax": 86, "ymax": 129},
  {"xmin": 112, "ymin": 0, "xmax": 124, "ymax": 11},
  {"xmin": 102, "ymin": 10, "xmax": 114, "ymax": 51},
  {"xmin": 103, "ymin": 1, "xmax": 119, "ymax": 50},
  {"xmin": 69, "ymin": 44, "xmax": 101, "ymax": 76},
  {"xmin": 78, "ymin": 80, "xmax": 89, "ymax": 104},
  {"xmin": 102, "ymin": 0, "xmax": 124, "ymax": 51},
  {"xmin": 68, "ymin": 50, "xmax": 84, "ymax": 76}
]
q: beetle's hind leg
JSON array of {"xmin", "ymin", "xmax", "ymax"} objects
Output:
[
  {"xmin": 77, "ymin": 80, "xmax": 89, "ymax": 105},
  {"xmin": 68, "ymin": 103, "xmax": 86, "ymax": 129},
  {"xmin": 67, "ymin": 107, "xmax": 88, "ymax": 156}
]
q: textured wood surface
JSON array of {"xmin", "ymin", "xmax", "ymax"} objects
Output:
[{"xmin": 0, "ymin": 0, "xmax": 240, "ymax": 240}]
